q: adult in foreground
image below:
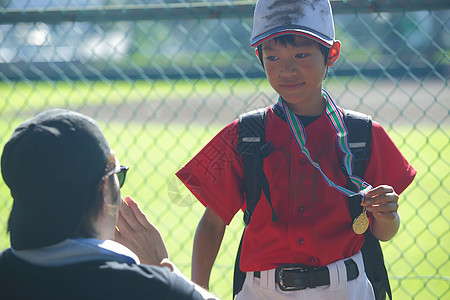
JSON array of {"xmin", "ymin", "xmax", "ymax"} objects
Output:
[{"xmin": 0, "ymin": 108, "xmax": 217, "ymax": 300}]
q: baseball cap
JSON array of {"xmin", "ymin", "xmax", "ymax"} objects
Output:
[
  {"xmin": 250, "ymin": 0, "xmax": 335, "ymax": 48},
  {"xmin": 1, "ymin": 109, "xmax": 110, "ymax": 250}
]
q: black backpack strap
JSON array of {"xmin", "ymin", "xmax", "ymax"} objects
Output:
[
  {"xmin": 232, "ymin": 231, "xmax": 246, "ymax": 298},
  {"xmin": 343, "ymin": 109, "xmax": 392, "ymax": 300},
  {"xmin": 343, "ymin": 109, "xmax": 372, "ymax": 181},
  {"xmin": 236, "ymin": 108, "xmax": 277, "ymax": 225},
  {"xmin": 342, "ymin": 109, "xmax": 372, "ymax": 219},
  {"xmin": 233, "ymin": 107, "xmax": 275, "ymax": 298},
  {"xmin": 362, "ymin": 232, "xmax": 392, "ymax": 300}
]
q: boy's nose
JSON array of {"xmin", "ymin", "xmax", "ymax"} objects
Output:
[
  {"xmin": 280, "ymin": 59, "xmax": 298, "ymax": 76},
  {"xmin": 280, "ymin": 64, "xmax": 297, "ymax": 77}
]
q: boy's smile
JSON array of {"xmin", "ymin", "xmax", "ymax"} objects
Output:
[{"xmin": 261, "ymin": 35, "xmax": 340, "ymax": 116}]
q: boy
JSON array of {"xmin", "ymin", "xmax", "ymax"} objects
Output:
[{"xmin": 176, "ymin": 0, "xmax": 416, "ymax": 299}]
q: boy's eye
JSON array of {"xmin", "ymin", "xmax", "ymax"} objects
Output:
[
  {"xmin": 295, "ymin": 53, "xmax": 308, "ymax": 58},
  {"xmin": 265, "ymin": 56, "xmax": 278, "ymax": 61}
]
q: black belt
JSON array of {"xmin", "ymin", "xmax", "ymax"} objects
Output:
[{"xmin": 254, "ymin": 259, "xmax": 359, "ymax": 291}]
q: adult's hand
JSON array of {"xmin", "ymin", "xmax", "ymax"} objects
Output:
[
  {"xmin": 115, "ymin": 196, "xmax": 219, "ymax": 300},
  {"xmin": 114, "ymin": 196, "xmax": 169, "ymax": 266}
]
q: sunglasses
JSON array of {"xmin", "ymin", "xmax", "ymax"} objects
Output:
[
  {"xmin": 116, "ymin": 166, "xmax": 129, "ymax": 188},
  {"xmin": 106, "ymin": 165, "xmax": 129, "ymax": 188}
]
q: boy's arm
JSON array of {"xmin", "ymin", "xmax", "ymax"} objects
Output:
[
  {"xmin": 365, "ymin": 185, "xmax": 400, "ymax": 242},
  {"xmin": 192, "ymin": 206, "xmax": 226, "ymax": 290}
]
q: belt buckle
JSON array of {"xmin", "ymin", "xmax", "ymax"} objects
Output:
[{"xmin": 276, "ymin": 265, "xmax": 309, "ymax": 291}]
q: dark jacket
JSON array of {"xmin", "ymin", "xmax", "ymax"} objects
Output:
[{"xmin": 0, "ymin": 249, "xmax": 203, "ymax": 300}]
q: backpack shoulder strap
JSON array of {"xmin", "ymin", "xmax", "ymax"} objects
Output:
[
  {"xmin": 342, "ymin": 109, "xmax": 372, "ymax": 179},
  {"xmin": 233, "ymin": 107, "xmax": 275, "ymax": 298},
  {"xmin": 236, "ymin": 107, "xmax": 276, "ymax": 225},
  {"xmin": 237, "ymin": 107, "xmax": 266, "ymax": 226},
  {"xmin": 343, "ymin": 110, "xmax": 392, "ymax": 300},
  {"xmin": 342, "ymin": 109, "xmax": 373, "ymax": 218}
]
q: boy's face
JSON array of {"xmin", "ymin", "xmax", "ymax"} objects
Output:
[{"xmin": 261, "ymin": 35, "xmax": 339, "ymax": 115}]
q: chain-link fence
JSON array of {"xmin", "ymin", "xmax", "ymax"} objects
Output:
[{"xmin": 0, "ymin": 1, "xmax": 448, "ymax": 299}]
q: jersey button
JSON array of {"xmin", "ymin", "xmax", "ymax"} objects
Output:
[
  {"xmin": 297, "ymin": 237, "xmax": 305, "ymax": 245},
  {"xmin": 299, "ymin": 159, "xmax": 307, "ymax": 166},
  {"xmin": 308, "ymin": 257, "xmax": 317, "ymax": 264},
  {"xmin": 297, "ymin": 206, "xmax": 307, "ymax": 215}
]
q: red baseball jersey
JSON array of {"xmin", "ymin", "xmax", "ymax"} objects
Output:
[{"xmin": 176, "ymin": 104, "xmax": 416, "ymax": 272}]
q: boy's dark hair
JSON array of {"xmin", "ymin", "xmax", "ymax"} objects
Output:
[{"xmin": 256, "ymin": 35, "xmax": 330, "ymax": 67}]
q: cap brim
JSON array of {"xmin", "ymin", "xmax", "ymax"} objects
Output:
[{"xmin": 251, "ymin": 25, "xmax": 334, "ymax": 48}]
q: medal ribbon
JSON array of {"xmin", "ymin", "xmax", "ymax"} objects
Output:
[{"xmin": 278, "ymin": 89, "xmax": 371, "ymax": 198}]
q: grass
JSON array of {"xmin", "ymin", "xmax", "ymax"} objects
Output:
[{"xmin": 0, "ymin": 79, "xmax": 448, "ymax": 299}]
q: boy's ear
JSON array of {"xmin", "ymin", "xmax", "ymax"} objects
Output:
[
  {"xmin": 327, "ymin": 41, "xmax": 341, "ymax": 67},
  {"xmin": 255, "ymin": 47, "xmax": 265, "ymax": 68}
]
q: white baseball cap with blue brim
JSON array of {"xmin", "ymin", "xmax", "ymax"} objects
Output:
[{"xmin": 250, "ymin": 0, "xmax": 335, "ymax": 48}]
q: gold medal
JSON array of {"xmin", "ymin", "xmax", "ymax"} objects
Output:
[{"xmin": 352, "ymin": 211, "xmax": 369, "ymax": 235}]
